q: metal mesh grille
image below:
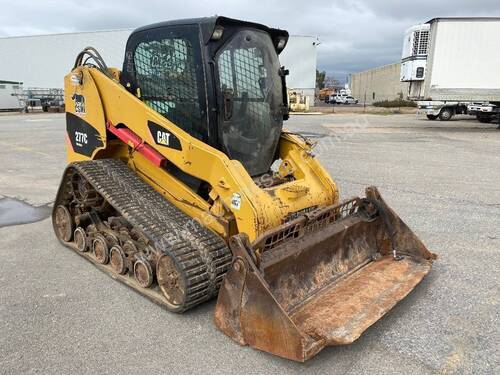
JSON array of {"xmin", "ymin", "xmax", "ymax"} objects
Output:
[
  {"xmin": 304, "ymin": 198, "xmax": 358, "ymax": 235},
  {"xmin": 412, "ymin": 31, "xmax": 420, "ymax": 55},
  {"xmin": 214, "ymin": 30, "xmax": 283, "ymax": 176},
  {"xmin": 412, "ymin": 30, "xmax": 429, "ymax": 56},
  {"xmin": 134, "ymin": 38, "xmax": 203, "ymax": 139},
  {"xmin": 262, "ymin": 223, "xmax": 302, "ymax": 251},
  {"xmin": 218, "ymin": 48, "xmax": 269, "ymax": 131},
  {"xmin": 257, "ymin": 198, "xmax": 361, "ymax": 252},
  {"xmin": 219, "ymin": 48, "xmax": 265, "ymax": 99}
]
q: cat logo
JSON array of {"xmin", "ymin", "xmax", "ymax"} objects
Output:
[
  {"xmin": 148, "ymin": 121, "xmax": 182, "ymax": 150},
  {"xmin": 156, "ymin": 130, "xmax": 171, "ymax": 146}
]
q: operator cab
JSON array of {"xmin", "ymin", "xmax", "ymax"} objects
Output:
[{"xmin": 120, "ymin": 16, "xmax": 289, "ymax": 176}]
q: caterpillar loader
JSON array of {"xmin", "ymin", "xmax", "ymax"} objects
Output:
[{"xmin": 53, "ymin": 16, "xmax": 436, "ymax": 361}]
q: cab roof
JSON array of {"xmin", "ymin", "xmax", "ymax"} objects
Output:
[{"xmin": 130, "ymin": 16, "xmax": 289, "ymax": 46}]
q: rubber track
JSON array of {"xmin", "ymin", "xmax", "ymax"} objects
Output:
[{"xmin": 55, "ymin": 159, "xmax": 233, "ymax": 312}]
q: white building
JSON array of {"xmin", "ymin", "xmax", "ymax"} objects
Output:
[
  {"xmin": 0, "ymin": 80, "xmax": 23, "ymax": 110},
  {"xmin": 0, "ymin": 29, "xmax": 317, "ymax": 105},
  {"xmin": 279, "ymin": 35, "xmax": 318, "ymax": 105}
]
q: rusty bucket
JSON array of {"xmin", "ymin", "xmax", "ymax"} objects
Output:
[{"xmin": 214, "ymin": 186, "xmax": 436, "ymax": 361}]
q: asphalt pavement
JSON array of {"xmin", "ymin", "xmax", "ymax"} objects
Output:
[{"xmin": 0, "ymin": 112, "xmax": 498, "ymax": 374}]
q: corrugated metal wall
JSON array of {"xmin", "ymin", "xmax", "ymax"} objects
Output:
[{"xmin": 0, "ymin": 30, "xmax": 316, "ymax": 104}]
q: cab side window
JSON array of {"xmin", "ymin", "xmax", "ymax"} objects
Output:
[{"xmin": 134, "ymin": 35, "xmax": 206, "ymax": 141}]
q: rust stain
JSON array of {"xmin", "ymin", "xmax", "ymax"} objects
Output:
[{"xmin": 290, "ymin": 257, "xmax": 431, "ymax": 345}]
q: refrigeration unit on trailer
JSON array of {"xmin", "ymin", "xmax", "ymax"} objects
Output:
[
  {"xmin": 400, "ymin": 23, "xmax": 429, "ymax": 98},
  {"xmin": 401, "ymin": 18, "xmax": 500, "ymax": 125}
]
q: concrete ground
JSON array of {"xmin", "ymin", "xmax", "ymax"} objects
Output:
[
  {"xmin": 314, "ymin": 100, "xmax": 418, "ymax": 114},
  {"xmin": 0, "ymin": 112, "xmax": 498, "ymax": 374}
]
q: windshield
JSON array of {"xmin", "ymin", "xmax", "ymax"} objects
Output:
[{"xmin": 215, "ymin": 29, "xmax": 283, "ymax": 176}]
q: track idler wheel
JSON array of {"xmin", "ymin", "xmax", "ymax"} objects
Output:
[
  {"xmin": 92, "ymin": 234, "xmax": 110, "ymax": 264},
  {"xmin": 110, "ymin": 245, "xmax": 127, "ymax": 275},
  {"xmin": 74, "ymin": 227, "xmax": 88, "ymax": 252},
  {"xmin": 54, "ymin": 205, "xmax": 74, "ymax": 242},
  {"xmin": 134, "ymin": 258, "xmax": 154, "ymax": 288},
  {"xmin": 156, "ymin": 254, "xmax": 187, "ymax": 311}
]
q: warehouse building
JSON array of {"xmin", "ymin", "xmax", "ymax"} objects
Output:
[
  {"xmin": 349, "ymin": 62, "xmax": 409, "ymax": 105},
  {"xmin": 0, "ymin": 29, "xmax": 317, "ymax": 105}
]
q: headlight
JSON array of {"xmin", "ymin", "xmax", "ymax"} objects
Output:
[
  {"xmin": 276, "ymin": 37, "xmax": 287, "ymax": 51},
  {"xmin": 211, "ymin": 26, "xmax": 224, "ymax": 41}
]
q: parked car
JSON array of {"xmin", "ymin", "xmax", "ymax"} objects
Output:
[
  {"xmin": 343, "ymin": 96, "xmax": 358, "ymax": 104},
  {"xmin": 330, "ymin": 94, "xmax": 358, "ymax": 104}
]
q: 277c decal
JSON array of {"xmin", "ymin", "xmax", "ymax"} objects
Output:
[
  {"xmin": 66, "ymin": 113, "xmax": 103, "ymax": 157},
  {"xmin": 74, "ymin": 131, "xmax": 88, "ymax": 147}
]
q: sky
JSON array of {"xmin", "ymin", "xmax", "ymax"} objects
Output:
[{"xmin": 1, "ymin": 0, "xmax": 500, "ymax": 81}]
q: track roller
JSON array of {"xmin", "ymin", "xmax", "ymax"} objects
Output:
[
  {"xmin": 93, "ymin": 234, "xmax": 110, "ymax": 264},
  {"xmin": 74, "ymin": 227, "xmax": 88, "ymax": 252},
  {"xmin": 134, "ymin": 258, "xmax": 154, "ymax": 288},
  {"xmin": 110, "ymin": 245, "xmax": 127, "ymax": 274}
]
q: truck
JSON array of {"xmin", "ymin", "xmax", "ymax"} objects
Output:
[{"xmin": 401, "ymin": 18, "xmax": 500, "ymax": 126}]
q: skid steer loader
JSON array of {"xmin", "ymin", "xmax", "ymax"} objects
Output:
[{"xmin": 53, "ymin": 16, "xmax": 436, "ymax": 361}]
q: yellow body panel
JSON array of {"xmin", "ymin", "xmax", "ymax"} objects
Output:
[
  {"xmin": 65, "ymin": 68, "xmax": 107, "ymax": 162},
  {"xmin": 64, "ymin": 67, "xmax": 338, "ymax": 242}
]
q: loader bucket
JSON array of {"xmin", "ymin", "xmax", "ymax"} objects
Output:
[{"xmin": 214, "ymin": 186, "xmax": 436, "ymax": 362}]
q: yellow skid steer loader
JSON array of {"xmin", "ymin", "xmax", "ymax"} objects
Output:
[{"xmin": 53, "ymin": 16, "xmax": 436, "ymax": 361}]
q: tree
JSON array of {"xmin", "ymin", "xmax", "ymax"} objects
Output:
[{"xmin": 316, "ymin": 70, "xmax": 326, "ymax": 90}]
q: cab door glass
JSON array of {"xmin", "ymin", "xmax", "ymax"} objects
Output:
[
  {"xmin": 134, "ymin": 33, "xmax": 206, "ymax": 141},
  {"xmin": 215, "ymin": 30, "xmax": 283, "ymax": 176}
]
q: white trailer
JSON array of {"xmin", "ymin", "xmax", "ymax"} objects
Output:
[
  {"xmin": 401, "ymin": 18, "xmax": 500, "ymax": 124},
  {"xmin": 0, "ymin": 80, "xmax": 22, "ymax": 111}
]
